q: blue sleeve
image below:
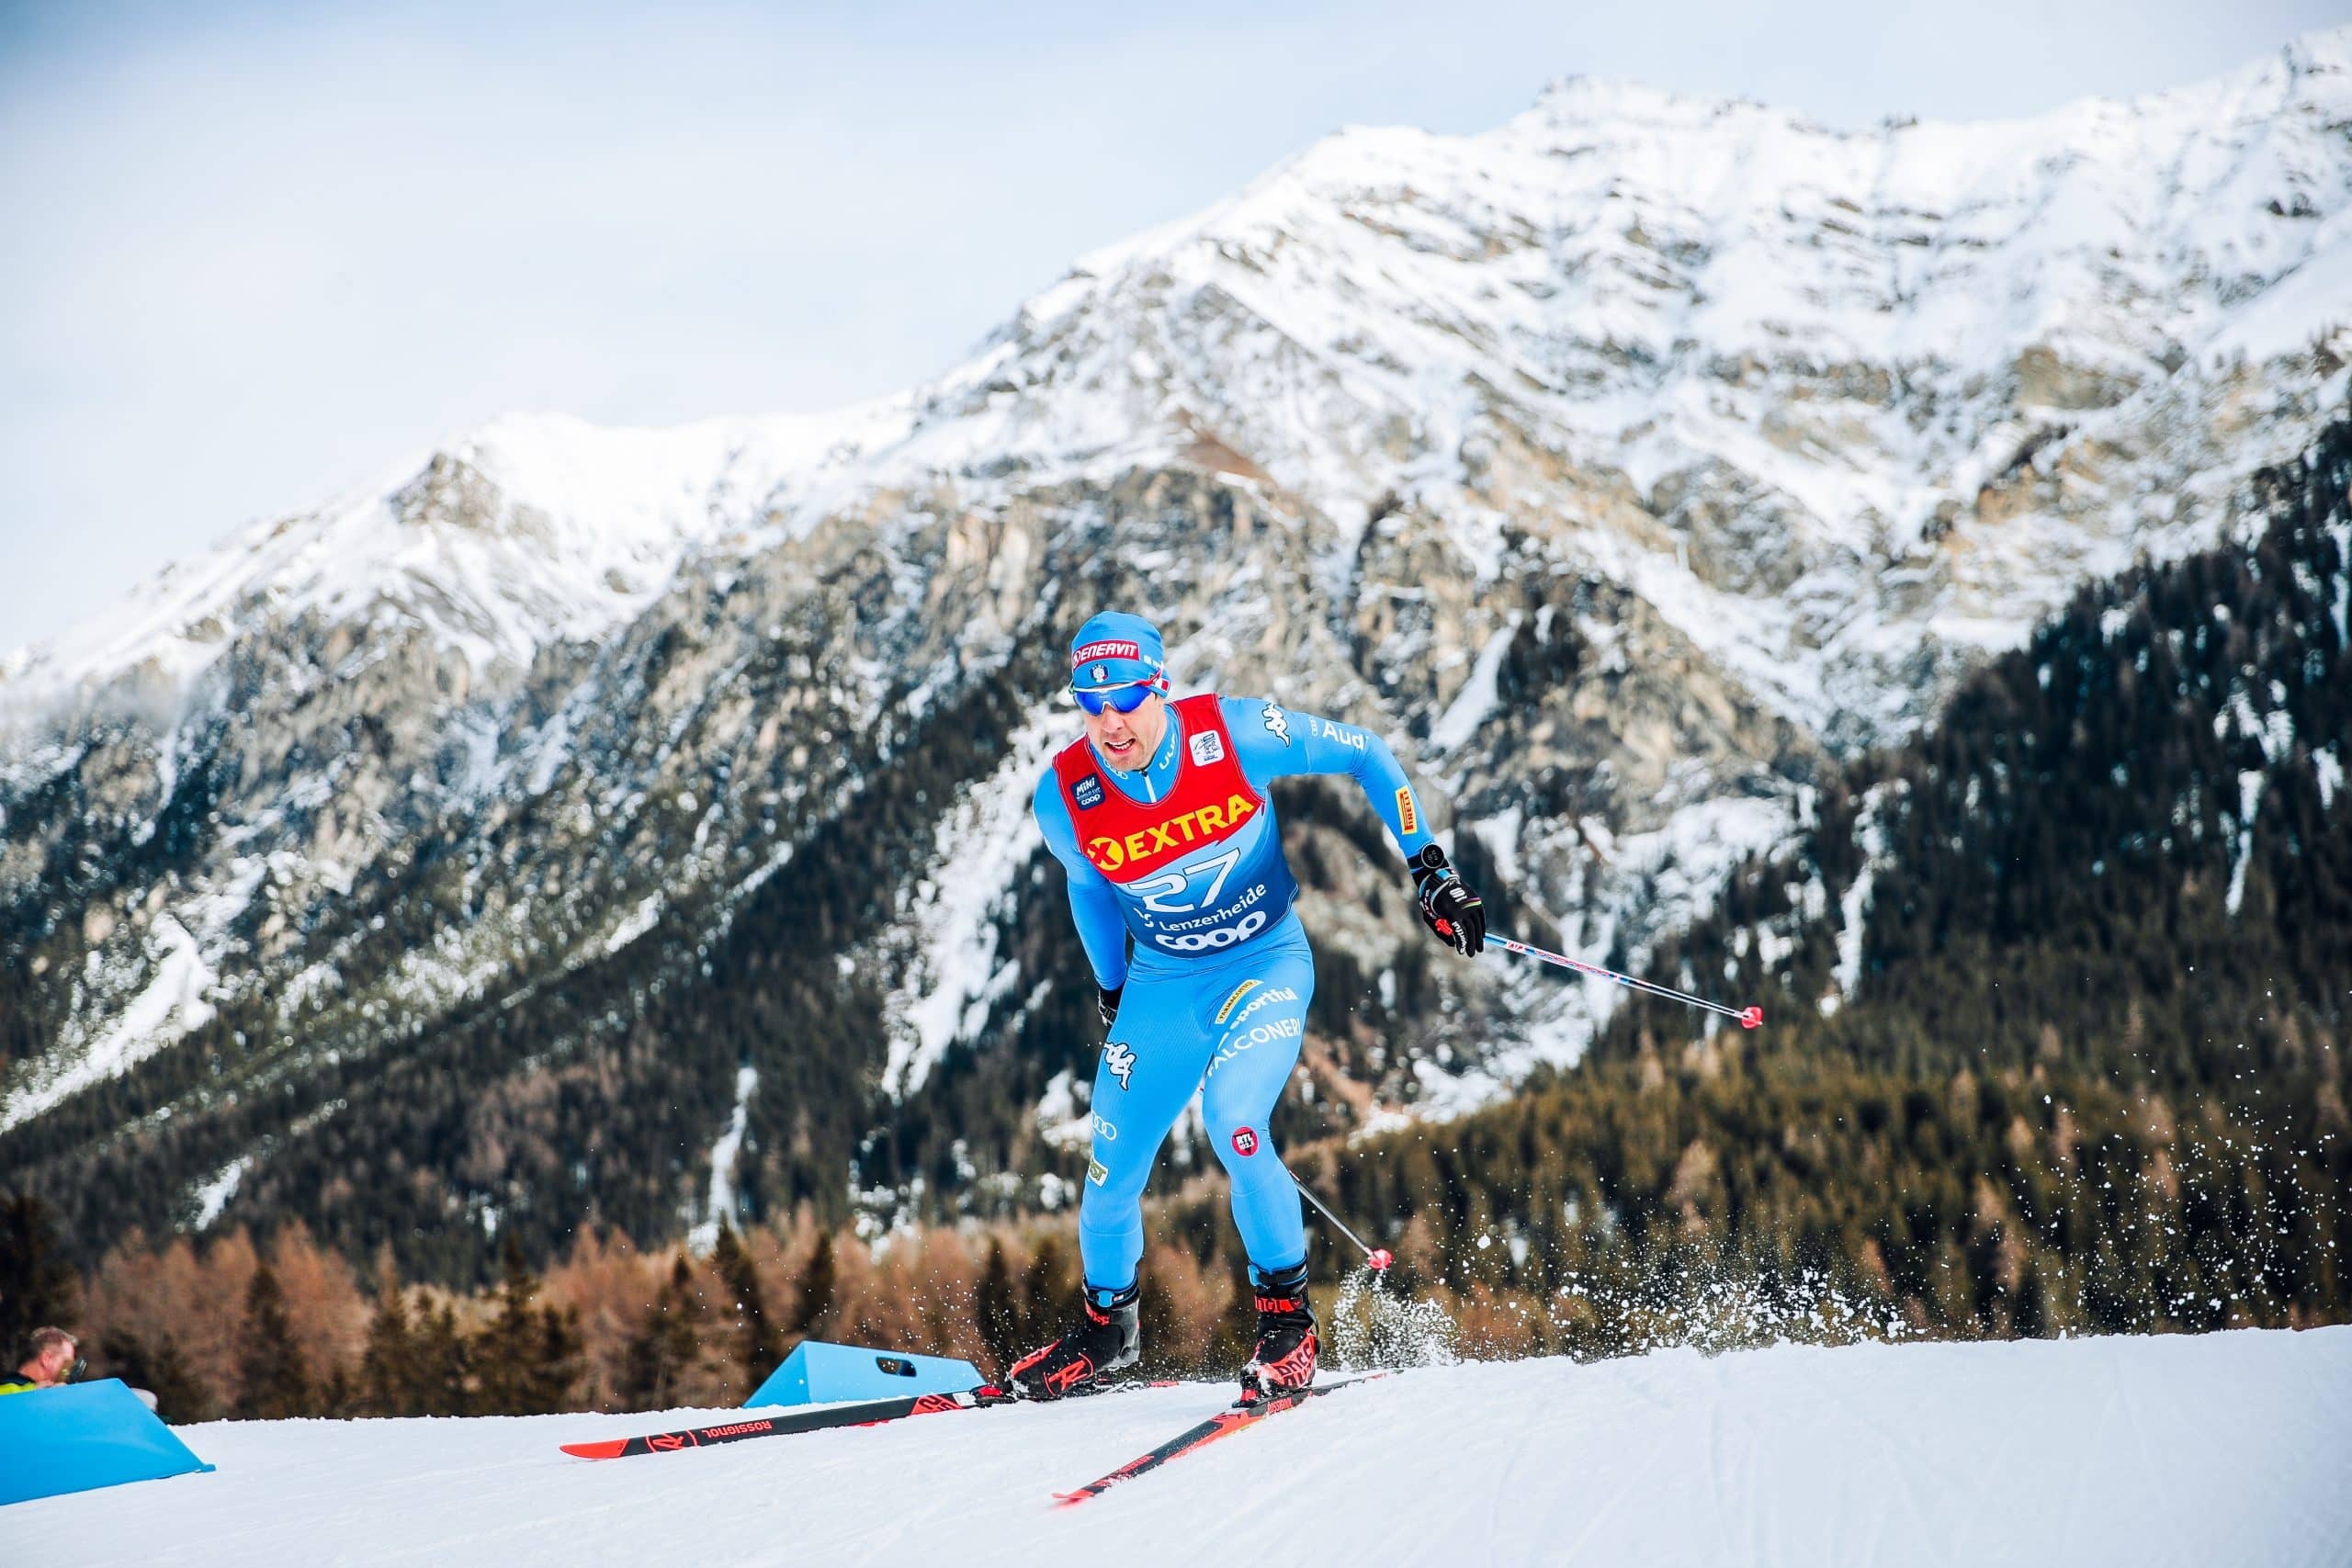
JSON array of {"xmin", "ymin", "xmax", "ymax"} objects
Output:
[
  {"xmin": 1032, "ymin": 769, "xmax": 1131, "ymax": 990},
  {"xmin": 1221, "ymin": 695, "xmax": 1436, "ymax": 864}
]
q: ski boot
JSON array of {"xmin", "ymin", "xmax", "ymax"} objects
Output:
[
  {"xmin": 1240, "ymin": 1261, "xmax": 1317, "ymax": 1404},
  {"xmin": 1007, "ymin": 1280, "xmax": 1140, "ymax": 1400}
]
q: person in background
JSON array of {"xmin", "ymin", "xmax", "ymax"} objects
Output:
[{"xmin": 0, "ymin": 1326, "xmax": 83, "ymax": 1394}]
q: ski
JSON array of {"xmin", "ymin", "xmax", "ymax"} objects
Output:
[
  {"xmin": 559, "ymin": 1386, "xmax": 1012, "ymax": 1459},
  {"xmin": 558, "ymin": 1376, "xmax": 1183, "ymax": 1460},
  {"xmin": 1052, "ymin": 1375, "xmax": 1380, "ymax": 1506}
]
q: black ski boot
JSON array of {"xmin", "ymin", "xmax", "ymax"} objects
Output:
[
  {"xmin": 1007, "ymin": 1280, "xmax": 1140, "ymax": 1400},
  {"xmin": 1241, "ymin": 1262, "xmax": 1317, "ymax": 1403}
]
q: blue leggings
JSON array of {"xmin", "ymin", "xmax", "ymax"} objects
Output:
[{"xmin": 1080, "ymin": 912, "xmax": 1315, "ymax": 1293}]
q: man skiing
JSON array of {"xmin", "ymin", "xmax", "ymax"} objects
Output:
[{"xmin": 1009, "ymin": 611, "xmax": 1486, "ymax": 1403}]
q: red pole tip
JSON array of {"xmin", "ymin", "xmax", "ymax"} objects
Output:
[
  {"xmin": 1738, "ymin": 1006, "xmax": 1764, "ymax": 1030},
  {"xmin": 1366, "ymin": 1248, "xmax": 1394, "ymax": 1271}
]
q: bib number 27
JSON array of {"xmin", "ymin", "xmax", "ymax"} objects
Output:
[{"xmin": 1130, "ymin": 848, "xmax": 1241, "ymax": 914}]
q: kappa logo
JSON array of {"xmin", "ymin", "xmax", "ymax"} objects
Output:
[
  {"xmin": 1102, "ymin": 1040, "xmax": 1137, "ymax": 1089},
  {"xmin": 1083, "ymin": 793, "xmax": 1258, "ymax": 874},
  {"xmin": 1189, "ymin": 729, "xmax": 1227, "ymax": 766},
  {"xmin": 1073, "ymin": 773, "xmax": 1106, "ymax": 810},
  {"xmin": 1261, "ymin": 704, "xmax": 1291, "ymax": 747},
  {"xmin": 1230, "ymin": 1127, "xmax": 1259, "ymax": 1157}
]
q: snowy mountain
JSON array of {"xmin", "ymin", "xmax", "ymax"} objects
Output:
[
  {"xmin": 5, "ymin": 33, "xmax": 2352, "ymax": 1264},
  {"xmin": 13, "ymin": 1329, "xmax": 2352, "ymax": 1567}
]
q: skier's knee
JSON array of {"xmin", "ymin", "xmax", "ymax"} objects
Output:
[{"xmin": 1207, "ymin": 1119, "xmax": 1283, "ymax": 1178}]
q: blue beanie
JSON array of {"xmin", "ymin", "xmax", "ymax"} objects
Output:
[{"xmin": 1069, "ymin": 612, "xmax": 1167, "ymax": 693}]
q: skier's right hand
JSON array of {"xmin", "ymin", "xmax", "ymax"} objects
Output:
[{"xmin": 1097, "ymin": 986, "xmax": 1123, "ymax": 1032}]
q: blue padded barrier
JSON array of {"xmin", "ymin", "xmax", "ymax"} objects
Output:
[
  {"xmin": 0, "ymin": 1380, "xmax": 213, "ymax": 1507},
  {"xmin": 746, "ymin": 1341, "xmax": 984, "ymax": 1406}
]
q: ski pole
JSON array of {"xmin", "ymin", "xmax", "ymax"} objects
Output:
[
  {"xmin": 1292, "ymin": 1172, "xmax": 1393, "ymax": 1272},
  {"xmin": 1487, "ymin": 928, "xmax": 1762, "ymax": 1030}
]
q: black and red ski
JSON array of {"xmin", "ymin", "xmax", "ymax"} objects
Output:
[
  {"xmin": 1052, "ymin": 1375, "xmax": 1380, "ymax": 1506},
  {"xmin": 559, "ymin": 1376, "xmax": 1186, "ymax": 1460},
  {"xmin": 559, "ymin": 1386, "xmax": 1012, "ymax": 1459}
]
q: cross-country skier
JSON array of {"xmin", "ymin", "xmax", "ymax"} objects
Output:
[{"xmin": 1008, "ymin": 611, "xmax": 1486, "ymax": 1403}]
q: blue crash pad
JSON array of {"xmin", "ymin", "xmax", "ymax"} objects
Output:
[
  {"xmin": 747, "ymin": 1341, "xmax": 984, "ymax": 1406},
  {"xmin": 0, "ymin": 1379, "xmax": 213, "ymax": 1507}
]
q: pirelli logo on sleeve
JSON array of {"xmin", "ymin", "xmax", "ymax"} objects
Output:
[{"xmin": 1396, "ymin": 787, "xmax": 1418, "ymax": 836}]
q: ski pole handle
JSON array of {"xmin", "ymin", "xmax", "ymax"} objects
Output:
[{"xmin": 1487, "ymin": 930, "xmax": 1762, "ymax": 1030}]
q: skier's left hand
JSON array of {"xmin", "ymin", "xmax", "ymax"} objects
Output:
[
  {"xmin": 1097, "ymin": 986, "xmax": 1124, "ymax": 1031},
  {"xmin": 1411, "ymin": 844, "xmax": 1486, "ymax": 957}
]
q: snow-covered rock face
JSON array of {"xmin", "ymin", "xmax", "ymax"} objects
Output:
[{"xmin": 4, "ymin": 34, "xmax": 2351, "ymax": 1220}]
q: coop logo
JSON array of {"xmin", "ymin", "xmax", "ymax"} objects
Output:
[
  {"xmin": 1073, "ymin": 773, "xmax": 1106, "ymax": 810},
  {"xmin": 1102, "ymin": 1040, "xmax": 1137, "ymax": 1089},
  {"xmin": 1261, "ymin": 704, "xmax": 1291, "ymax": 747},
  {"xmin": 1083, "ymin": 794, "xmax": 1259, "ymax": 874},
  {"xmin": 1189, "ymin": 729, "xmax": 1227, "ymax": 766},
  {"xmin": 1230, "ymin": 1127, "xmax": 1259, "ymax": 1157},
  {"xmin": 1072, "ymin": 639, "xmax": 1142, "ymax": 666}
]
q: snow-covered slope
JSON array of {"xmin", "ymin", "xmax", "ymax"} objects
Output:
[
  {"xmin": 13, "ymin": 1329, "xmax": 2351, "ymax": 1566},
  {"xmin": 6, "ymin": 34, "xmax": 2352, "ymax": 1248}
]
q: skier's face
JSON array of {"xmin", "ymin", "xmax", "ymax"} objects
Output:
[{"xmin": 1083, "ymin": 690, "xmax": 1166, "ymax": 772}]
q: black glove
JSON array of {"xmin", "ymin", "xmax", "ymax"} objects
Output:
[
  {"xmin": 1098, "ymin": 986, "xmax": 1124, "ymax": 1031},
  {"xmin": 1410, "ymin": 844, "xmax": 1486, "ymax": 957}
]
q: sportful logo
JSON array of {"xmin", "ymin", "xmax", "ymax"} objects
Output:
[
  {"xmin": 1261, "ymin": 704, "xmax": 1291, "ymax": 747},
  {"xmin": 1189, "ymin": 729, "xmax": 1226, "ymax": 766},
  {"xmin": 1083, "ymin": 794, "xmax": 1258, "ymax": 874},
  {"xmin": 1072, "ymin": 640, "xmax": 1143, "ymax": 665},
  {"xmin": 1102, "ymin": 1040, "xmax": 1136, "ymax": 1089},
  {"xmin": 1229, "ymin": 985, "xmax": 1299, "ymax": 1026}
]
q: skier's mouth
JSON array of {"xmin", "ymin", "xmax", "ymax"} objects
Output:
[{"xmin": 1102, "ymin": 734, "xmax": 1136, "ymax": 758}]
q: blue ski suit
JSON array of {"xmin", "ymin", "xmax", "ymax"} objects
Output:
[{"xmin": 1032, "ymin": 693, "xmax": 1436, "ymax": 1293}]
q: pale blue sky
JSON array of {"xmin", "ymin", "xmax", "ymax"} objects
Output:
[{"xmin": 3, "ymin": 1, "xmax": 2341, "ymax": 651}]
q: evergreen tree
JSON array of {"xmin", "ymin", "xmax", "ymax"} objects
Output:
[
  {"xmin": 359, "ymin": 1273, "xmax": 420, "ymax": 1416},
  {"xmin": 234, "ymin": 1261, "xmax": 312, "ymax": 1418},
  {"xmin": 790, "ymin": 1234, "xmax": 835, "ymax": 1339},
  {"xmin": 472, "ymin": 1233, "xmax": 582, "ymax": 1415},
  {"xmin": 0, "ymin": 1190, "xmax": 78, "ymax": 1359},
  {"xmin": 412, "ymin": 1300, "xmax": 471, "ymax": 1416},
  {"xmin": 976, "ymin": 1239, "xmax": 1018, "ymax": 1378},
  {"xmin": 623, "ymin": 1256, "xmax": 704, "ymax": 1411},
  {"xmin": 710, "ymin": 1225, "xmax": 783, "ymax": 1390}
]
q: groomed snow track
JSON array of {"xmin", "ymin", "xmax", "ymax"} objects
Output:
[{"xmin": 16, "ymin": 1328, "xmax": 2350, "ymax": 1566}]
